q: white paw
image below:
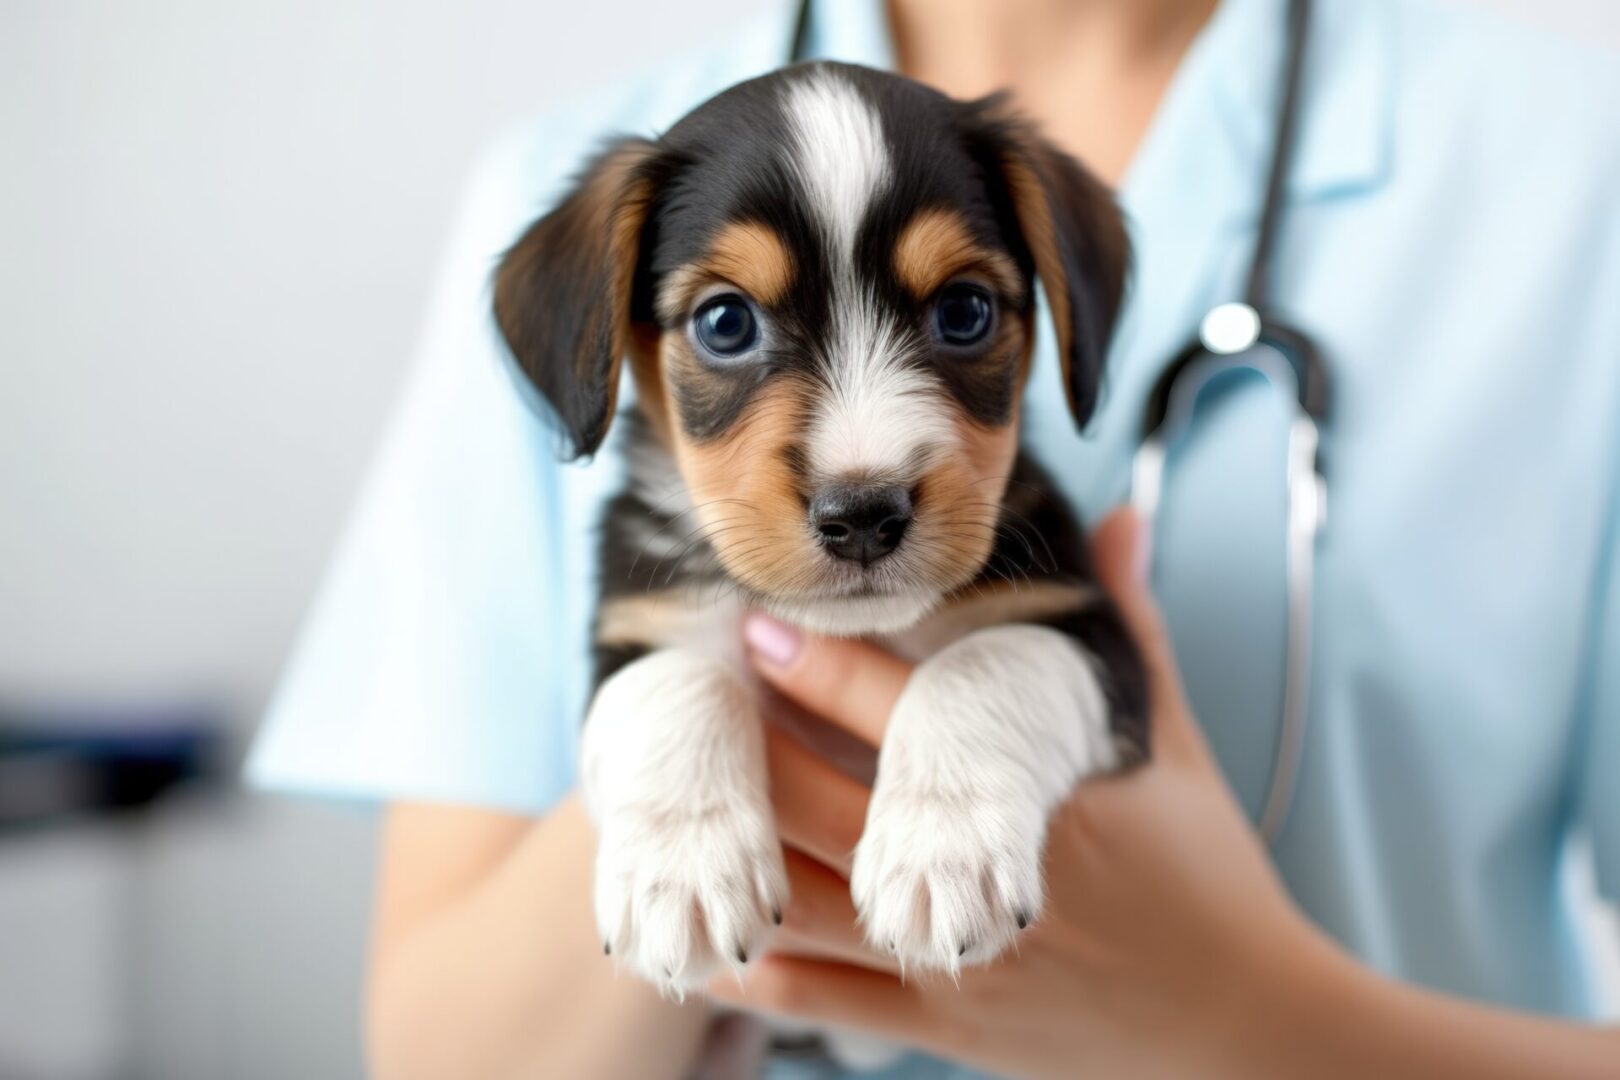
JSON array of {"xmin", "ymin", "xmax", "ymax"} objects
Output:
[
  {"xmin": 595, "ymin": 794, "xmax": 788, "ymax": 993},
  {"xmin": 850, "ymin": 784, "xmax": 1045, "ymax": 973}
]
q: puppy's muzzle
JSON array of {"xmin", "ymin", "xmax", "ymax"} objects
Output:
[{"xmin": 809, "ymin": 482, "xmax": 913, "ymax": 565}]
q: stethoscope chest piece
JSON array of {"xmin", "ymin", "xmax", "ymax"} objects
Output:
[{"xmin": 1200, "ymin": 301, "xmax": 1263, "ymax": 355}]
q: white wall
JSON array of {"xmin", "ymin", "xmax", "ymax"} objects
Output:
[
  {"xmin": 0, "ymin": 2, "xmax": 1616, "ymax": 1078},
  {"xmin": 0, "ymin": 2, "xmax": 758, "ymax": 1077}
]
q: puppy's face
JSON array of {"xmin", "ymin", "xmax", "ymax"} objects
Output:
[{"xmin": 495, "ymin": 63, "xmax": 1127, "ymax": 634}]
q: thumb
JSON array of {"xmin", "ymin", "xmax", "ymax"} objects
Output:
[
  {"xmin": 743, "ymin": 613, "xmax": 912, "ymax": 747},
  {"xmin": 1089, "ymin": 507, "xmax": 1203, "ymax": 753}
]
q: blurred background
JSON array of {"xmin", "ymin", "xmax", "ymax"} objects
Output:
[{"xmin": 1, "ymin": 1, "xmax": 1616, "ymax": 1077}]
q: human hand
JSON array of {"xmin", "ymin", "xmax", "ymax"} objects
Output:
[{"xmin": 711, "ymin": 508, "xmax": 1338, "ymax": 1078}]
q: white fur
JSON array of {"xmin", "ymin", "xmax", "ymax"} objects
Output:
[
  {"xmin": 784, "ymin": 70, "xmax": 955, "ymax": 487},
  {"xmin": 586, "ymin": 619, "xmax": 1113, "ymax": 1070},
  {"xmin": 806, "ymin": 294, "xmax": 956, "ymax": 481},
  {"xmin": 850, "ymin": 624, "xmax": 1118, "ymax": 972},
  {"xmin": 765, "ymin": 589, "xmax": 940, "ymax": 637},
  {"xmin": 583, "ymin": 647, "xmax": 787, "ymax": 992},
  {"xmin": 785, "ymin": 70, "xmax": 889, "ymax": 263}
]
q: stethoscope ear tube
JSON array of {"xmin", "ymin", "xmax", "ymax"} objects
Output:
[
  {"xmin": 1130, "ymin": 342, "xmax": 1325, "ymax": 846},
  {"xmin": 1131, "ymin": 0, "xmax": 1321, "ymax": 845},
  {"xmin": 1266, "ymin": 411, "xmax": 1323, "ymax": 842}
]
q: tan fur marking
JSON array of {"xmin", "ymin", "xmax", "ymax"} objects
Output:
[
  {"xmin": 656, "ymin": 221, "xmax": 795, "ymax": 322},
  {"xmin": 590, "ymin": 148, "xmax": 657, "ymax": 434},
  {"xmin": 627, "ymin": 323, "xmax": 671, "ymax": 444},
  {"xmin": 1005, "ymin": 158, "xmax": 1076, "ymax": 416},
  {"xmin": 650, "ymin": 326, "xmax": 1025, "ymax": 608},
  {"xmin": 1004, "ymin": 161, "xmax": 1068, "ymax": 335},
  {"xmin": 893, "ymin": 209, "xmax": 1022, "ymax": 301},
  {"xmin": 903, "ymin": 407, "xmax": 1020, "ymax": 596},
  {"xmin": 889, "ymin": 579, "xmax": 1099, "ymax": 659},
  {"xmin": 707, "ymin": 222, "xmax": 794, "ymax": 305},
  {"xmin": 596, "ymin": 593, "xmax": 710, "ymax": 650},
  {"xmin": 666, "ymin": 346, "xmax": 821, "ymax": 596}
]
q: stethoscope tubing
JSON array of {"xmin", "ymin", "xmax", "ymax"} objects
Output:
[{"xmin": 1133, "ymin": 0, "xmax": 1325, "ymax": 845}]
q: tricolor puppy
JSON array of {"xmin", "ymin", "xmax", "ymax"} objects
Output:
[{"xmin": 494, "ymin": 61, "xmax": 1147, "ymax": 991}]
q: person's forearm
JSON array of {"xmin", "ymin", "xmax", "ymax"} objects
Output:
[
  {"xmin": 366, "ymin": 796, "xmax": 709, "ymax": 1080},
  {"xmin": 1233, "ymin": 924, "xmax": 1620, "ymax": 1079}
]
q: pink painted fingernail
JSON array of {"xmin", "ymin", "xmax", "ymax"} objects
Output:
[{"xmin": 744, "ymin": 612, "xmax": 801, "ymax": 666}]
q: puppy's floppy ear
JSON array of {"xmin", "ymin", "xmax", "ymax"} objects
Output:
[
  {"xmin": 958, "ymin": 97, "xmax": 1130, "ymax": 428},
  {"xmin": 493, "ymin": 137, "xmax": 664, "ymax": 458}
]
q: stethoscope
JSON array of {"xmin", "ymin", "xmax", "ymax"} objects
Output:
[
  {"xmin": 1131, "ymin": 0, "xmax": 1325, "ymax": 844},
  {"xmin": 789, "ymin": 0, "xmax": 1327, "ymax": 844}
]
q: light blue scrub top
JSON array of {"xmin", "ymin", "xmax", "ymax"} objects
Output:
[{"xmin": 250, "ymin": 0, "xmax": 1620, "ymax": 1073}]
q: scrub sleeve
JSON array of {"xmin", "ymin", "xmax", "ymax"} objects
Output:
[
  {"xmin": 246, "ymin": 130, "xmax": 603, "ymax": 814},
  {"xmin": 1580, "ymin": 475, "xmax": 1620, "ymax": 903}
]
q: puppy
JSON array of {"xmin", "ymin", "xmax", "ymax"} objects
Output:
[{"xmin": 493, "ymin": 61, "xmax": 1147, "ymax": 992}]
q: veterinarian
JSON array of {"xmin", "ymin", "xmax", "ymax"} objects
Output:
[{"xmin": 251, "ymin": 0, "xmax": 1620, "ymax": 1075}]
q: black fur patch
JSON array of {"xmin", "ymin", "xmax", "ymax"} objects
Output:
[{"xmin": 961, "ymin": 451, "xmax": 1149, "ymax": 759}]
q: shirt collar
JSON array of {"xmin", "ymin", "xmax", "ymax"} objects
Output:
[
  {"xmin": 792, "ymin": 0, "xmax": 1396, "ymax": 212},
  {"xmin": 1205, "ymin": 0, "xmax": 1395, "ymax": 208}
]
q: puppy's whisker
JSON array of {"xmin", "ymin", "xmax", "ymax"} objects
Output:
[
  {"xmin": 660, "ymin": 534, "xmax": 733, "ymax": 589},
  {"xmin": 643, "ymin": 520, "xmax": 740, "ymax": 591},
  {"xmin": 987, "ymin": 505, "xmax": 1059, "ymax": 573},
  {"xmin": 627, "ymin": 500, "xmax": 753, "ymax": 580}
]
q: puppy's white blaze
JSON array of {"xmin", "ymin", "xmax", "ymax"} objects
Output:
[
  {"xmin": 810, "ymin": 359, "xmax": 954, "ymax": 478},
  {"xmin": 785, "ymin": 74, "xmax": 946, "ymax": 481},
  {"xmin": 784, "ymin": 70, "xmax": 890, "ymax": 262},
  {"xmin": 808, "ymin": 288, "xmax": 955, "ymax": 479}
]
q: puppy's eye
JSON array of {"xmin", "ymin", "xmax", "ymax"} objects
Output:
[
  {"xmin": 692, "ymin": 295, "xmax": 760, "ymax": 358},
  {"xmin": 933, "ymin": 283, "xmax": 995, "ymax": 348}
]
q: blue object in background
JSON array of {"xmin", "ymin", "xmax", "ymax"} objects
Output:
[{"xmin": 0, "ymin": 703, "xmax": 221, "ymax": 830}]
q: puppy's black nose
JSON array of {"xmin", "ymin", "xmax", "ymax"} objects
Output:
[{"xmin": 809, "ymin": 484, "xmax": 912, "ymax": 564}]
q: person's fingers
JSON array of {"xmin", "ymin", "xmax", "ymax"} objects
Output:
[
  {"xmin": 708, "ymin": 955, "xmax": 938, "ymax": 1049},
  {"xmin": 767, "ymin": 728, "xmax": 867, "ymax": 877},
  {"xmin": 771, "ymin": 850, "xmax": 897, "ymax": 974},
  {"xmin": 744, "ymin": 614, "xmax": 912, "ymax": 747},
  {"xmin": 1089, "ymin": 507, "xmax": 1206, "ymax": 758}
]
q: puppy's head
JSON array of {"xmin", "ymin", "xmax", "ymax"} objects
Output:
[{"xmin": 494, "ymin": 62, "xmax": 1128, "ymax": 635}]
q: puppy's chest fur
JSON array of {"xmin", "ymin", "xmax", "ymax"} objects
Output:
[{"xmin": 590, "ymin": 413, "xmax": 1135, "ymax": 727}]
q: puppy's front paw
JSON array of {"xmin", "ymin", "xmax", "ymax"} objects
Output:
[
  {"xmin": 850, "ymin": 784, "xmax": 1045, "ymax": 973},
  {"xmin": 595, "ymin": 794, "xmax": 788, "ymax": 994}
]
